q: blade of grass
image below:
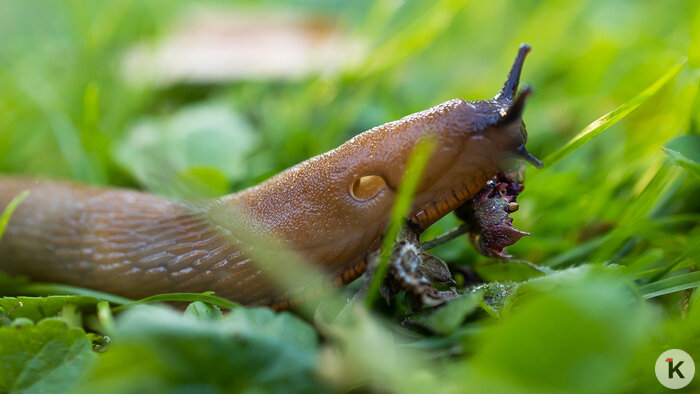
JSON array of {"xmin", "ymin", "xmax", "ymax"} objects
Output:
[
  {"xmin": 0, "ymin": 190, "xmax": 29, "ymax": 241},
  {"xmin": 544, "ymin": 58, "xmax": 686, "ymax": 166},
  {"xmin": 352, "ymin": 0, "xmax": 470, "ymax": 78},
  {"xmin": 647, "ymin": 245, "xmax": 699, "ymax": 283},
  {"xmin": 111, "ymin": 292, "xmax": 239, "ymax": 312},
  {"xmin": 662, "ymin": 135, "xmax": 700, "ymax": 179},
  {"xmin": 592, "ymin": 165, "xmax": 683, "ymax": 262},
  {"xmin": 640, "ymin": 271, "xmax": 700, "ymax": 299},
  {"xmin": 541, "ymin": 234, "xmax": 611, "ymax": 267},
  {"xmin": 15, "ymin": 282, "xmax": 134, "ymax": 305},
  {"xmin": 366, "ymin": 138, "xmax": 436, "ymax": 307}
]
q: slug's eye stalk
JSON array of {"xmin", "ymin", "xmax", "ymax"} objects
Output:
[
  {"xmin": 501, "ymin": 85, "xmax": 532, "ymax": 124},
  {"xmin": 488, "ymin": 44, "xmax": 544, "ymax": 169},
  {"xmin": 495, "ymin": 43, "xmax": 531, "ymax": 102},
  {"xmin": 503, "ymin": 87, "xmax": 543, "ymax": 169},
  {"xmin": 515, "ymin": 144, "xmax": 543, "ymax": 169}
]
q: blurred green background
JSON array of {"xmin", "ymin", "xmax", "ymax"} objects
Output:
[{"xmin": 0, "ymin": 0, "xmax": 699, "ymax": 393}]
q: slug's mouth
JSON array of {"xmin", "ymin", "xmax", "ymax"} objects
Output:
[{"xmin": 410, "ymin": 180, "xmax": 482, "ymax": 229}]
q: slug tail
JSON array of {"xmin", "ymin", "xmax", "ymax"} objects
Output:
[{"xmin": 495, "ymin": 43, "xmax": 531, "ymax": 102}]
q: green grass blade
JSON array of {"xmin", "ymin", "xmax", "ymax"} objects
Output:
[
  {"xmin": 365, "ymin": 138, "xmax": 436, "ymax": 307},
  {"xmin": 662, "ymin": 135, "xmax": 700, "ymax": 178},
  {"xmin": 17, "ymin": 282, "xmax": 134, "ymax": 305},
  {"xmin": 5, "ymin": 278, "xmax": 239, "ymax": 313},
  {"xmin": 592, "ymin": 165, "xmax": 683, "ymax": 262},
  {"xmin": 353, "ymin": 0, "xmax": 470, "ymax": 78},
  {"xmin": 111, "ymin": 292, "xmax": 239, "ymax": 312},
  {"xmin": 544, "ymin": 58, "xmax": 686, "ymax": 166},
  {"xmin": 640, "ymin": 271, "xmax": 700, "ymax": 299},
  {"xmin": 541, "ymin": 234, "xmax": 610, "ymax": 267},
  {"xmin": 0, "ymin": 190, "xmax": 29, "ymax": 242}
]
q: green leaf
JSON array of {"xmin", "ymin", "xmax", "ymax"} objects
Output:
[
  {"xmin": 467, "ymin": 281, "xmax": 521, "ymax": 318},
  {"xmin": 0, "ymin": 190, "xmax": 29, "ymax": 241},
  {"xmin": 113, "ymin": 103, "xmax": 258, "ymax": 198},
  {"xmin": 175, "ymin": 166, "xmax": 231, "ymax": 199},
  {"xmin": 408, "ymin": 292, "xmax": 481, "ymax": 335},
  {"xmin": 639, "ymin": 271, "xmax": 700, "ymax": 299},
  {"xmin": 544, "ymin": 58, "xmax": 685, "ymax": 165},
  {"xmin": 185, "ymin": 301, "xmax": 223, "ymax": 321},
  {"xmin": 81, "ymin": 305, "xmax": 324, "ymax": 393},
  {"xmin": 0, "ymin": 295, "xmax": 102, "ymax": 323},
  {"xmin": 0, "ymin": 318, "xmax": 97, "ymax": 393},
  {"xmin": 662, "ymin": 134, "xmax": 700, "ymax": 178},
  {"xmin": 464, "ymin": 269, "xmax": 652, "ymax": 393}
]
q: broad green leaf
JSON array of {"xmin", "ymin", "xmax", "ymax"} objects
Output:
[
  {"xmin": 185, "ymin": 301, "xmax": 223, "ymax": 321},
  {"xmin": 113, "ymin": 103, "xmax": 257, "ymax": 198},
  {"xmin": 0, "ymin": 318, "xmax": 97, "ymax": 393},
  {"xmin": 545, "ymin": 58, "xmax": 685, "ymax": 165},
  {"xmin": 81, "ymin": 306, "xmax": 324, "ymax": 394},
  {"xmin": 316, "ymin": 306, "xmax": 441, "ymax": 393},
  {"xmin": 467, "ymin": 281, "xmax": 520, "ymax": 318},
  {"xmin": 175, "ymin": 166, "xmax": 230, "ymax": 199},
  {"xmin": 0, "ymin": 295, "xmax": 102, "ymax": 323},
  {"xmin": 462, "ymin": 269, "xmax": 652, "ymax": 394},
  {"xmin": 408, "ymin": 292, "xmax": 481, "ymax": 335}
]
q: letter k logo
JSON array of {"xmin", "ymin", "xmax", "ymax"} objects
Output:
[{"xmin": 666, "ymin": 358, "xmax": 685, "ymax": 379}]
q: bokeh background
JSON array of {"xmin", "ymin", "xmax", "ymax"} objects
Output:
[{"xmin": 0, "ymin": 0, "xmax": 699, "ymax": 393}]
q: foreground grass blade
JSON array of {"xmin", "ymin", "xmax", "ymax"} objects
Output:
[
  {"xmin": 111, "ymin": 292, "xmax": 239, "ymax": 312},
  {"xmin": 366, "ymin": 138, "xmax": 436, "ymax": 307},
  {"xmin": 17, "ymin": 283, "xmax": 134, "ymax": 305},
  {"xmin": 0, "ymin": 190, "xmax": 29, "ymax": 242},
  {"xmin": 662, "ymin": 135, "xmax": 700, "ymax": 178},
  {"xmin": 544, "ymin": 58, "xmax": 686, "ymax": 166},
  {"xmin": 640, "ymin": 271, "xmax": 700, "ymax": 299}
]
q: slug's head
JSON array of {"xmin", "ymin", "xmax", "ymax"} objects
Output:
[
  {"xmin": 393, "ymin": 44, "xmax": 543, "ymax": 227},
  {"xmin": 470, "ymin": 43, "xmax": 543, "ymax": 170},
  {"xmin": 336, "ymin": 44, "xmax": 543, "ymax": 230},
  {"xmin": 239, "ymin": 44, "xmax": 543, "ymax": 266}
]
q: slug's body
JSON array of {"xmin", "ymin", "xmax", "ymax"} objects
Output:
[{"xmin": 0, "ymin": 45, "xmax": 541, "ymax": 308}]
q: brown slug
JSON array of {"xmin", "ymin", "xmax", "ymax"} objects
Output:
[{"xmin": 0, "ymin": 44, "xmax": 542, "ymax": 309}]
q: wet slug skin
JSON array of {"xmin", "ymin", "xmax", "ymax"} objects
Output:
[{"xmin": 0, "ymin": 44, "xmax": 541, "ymax": 309}]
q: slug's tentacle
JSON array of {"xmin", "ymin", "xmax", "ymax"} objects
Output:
[
  {"xmin": 514, "ymin": 144, "xmax": 544, "ymax": 169},
  {"xmin": 495, "ymin": 43, "xmax": 531, "ymax": 102},
  {"xmin": 500, "ymin": 86, "xmax": 532, "ymax": 124}
]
